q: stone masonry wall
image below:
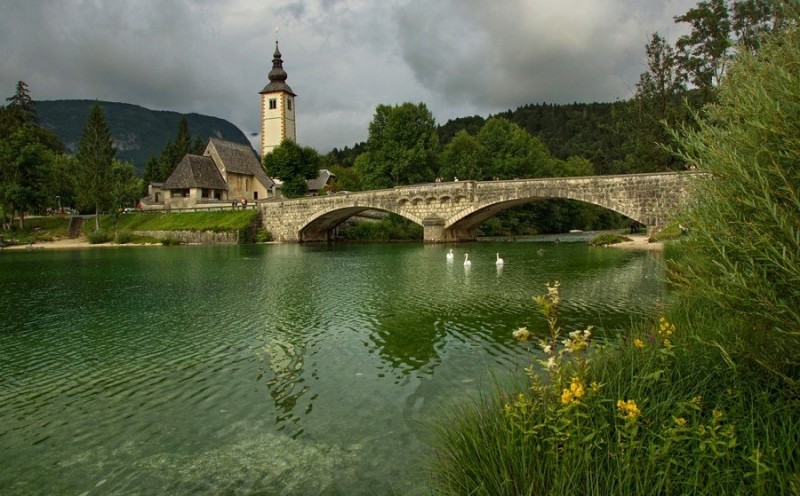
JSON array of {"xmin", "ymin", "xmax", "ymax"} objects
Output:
[
  {"xmin": 260, "ymin": 172, "xmax": 701, "ymax": 243},
  {"xmin": 133, "ymin": 230, "xmax": 239, "ymax": 244}
]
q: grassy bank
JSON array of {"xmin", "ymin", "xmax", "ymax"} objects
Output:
[
  {"xmin": 1, "ymin": 210, "xmax": 262, "ymax": 246},
  {"xmin": 428, "ymin": 23, "xmax": 800, "ymax": 495}
]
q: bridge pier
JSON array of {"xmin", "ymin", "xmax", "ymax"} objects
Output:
[{"xmin": 422, "ymin": 217, "xmax": 476, "ymax": 243}]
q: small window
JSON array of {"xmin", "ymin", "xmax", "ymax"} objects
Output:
[
  {"xmin": 287, "ymin": 99, "xmax": 292, "ymax": 111},
  {"xmin": 269, "ymin": 98, "xmax": 277, "ymax": 110}
]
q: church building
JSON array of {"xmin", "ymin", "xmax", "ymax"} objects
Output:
[{"xmin": 143, "ymin": 40, "xmax": 334, "ymax": 210}]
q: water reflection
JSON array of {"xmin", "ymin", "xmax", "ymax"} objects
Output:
[{"xmin": 0, "ymin": 241, "xmax": 666, "ymax": 495}]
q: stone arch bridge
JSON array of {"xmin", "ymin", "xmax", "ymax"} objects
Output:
[{"xmin": 260, "ymin": 172, "xmax": 700, "ymax": 243}]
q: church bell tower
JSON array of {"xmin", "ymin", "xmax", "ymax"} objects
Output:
[{"xmin": 259, "ymin": 41, "xmax": 296, "ymax": 157}]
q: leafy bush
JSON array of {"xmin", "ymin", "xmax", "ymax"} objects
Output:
[
  {"xmin": 87, "ymin": 229, "xmax": 111, "ymax": 244},
  {"xmin": 114, "ymin": 229, "xmax": 133, "ymax": 244},
  {"xmin": 254, "ymin": 228, "xmax": 273, "ymax": 243},
  {"xmin": 670, "ymin": 24, "xmax": 800, "ymax": 375}
]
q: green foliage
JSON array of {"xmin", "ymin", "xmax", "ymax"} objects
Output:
[
  {"xmin": 356, "ymin": 102, "xmax": 439, "ymax": 189},
  {"xmin": 430, "ymin": 284, "xmax": 800, "ymax": 495},
  {"xmin": 438, "ymin": 130, "xmax": 488, "ymax": 180},
  {"xmin": 328, "ymin": 165, "xmax": 364, "ymax": 192},
  {"xmin": 86, "ymin": 229, "xmax": 111, "ymax": 244},
  {"xmin": 142, "ymin": 116, "xmax": 203, "ymax": 187},
  {"xmin": 254, "ymin": 228, "xmax": 273, "ymax": 243},
  {"xmin": 262, "ymin": 139, "xmax": 320, "ymax": 198},
  {"xmin": 0, "ymin": 216, "xmax": 69, "ymax": 245},
  {"xmin": 114, "ymin": 229, "xmax": 133, "ymax": 244},
  {"xmin": 670, "ymin": 21, "xmax": 800, "ymax": 376},
  {"xmin": 589, "ymin": 232, "xmax": 631, "ymax": 246},
  {"xmin": 0, "ymin": 125, "xmax": 53, "ymax": 227},
  {"xmin": 674, "ymin": 0, "xmax": 733, "ymax": 94},
  {"xmin": 476, "ymin": 117, "xmax": 557, "ymax": 179},
  {"xmin": 75, "ymin": 102, "xmax": 116, "ymax": 229}
]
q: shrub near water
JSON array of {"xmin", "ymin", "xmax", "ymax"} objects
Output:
[{"xmin": 670, "ymin": 23, "xmax": 800, "ymax": 378}]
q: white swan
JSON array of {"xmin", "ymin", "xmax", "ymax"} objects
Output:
[
  {"xmin": 464, "ymin": 253, "xmax": 472, "ymax": 266},
  {"xmin": 446, "ymin": 248, "xmax": 454, "ymax": 261},
  {"xmin": 496, "ymin": 252, "xmax": 504, "ymax": 265}
]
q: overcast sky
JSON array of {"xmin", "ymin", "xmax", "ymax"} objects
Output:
[{"xmin": 1, "ymin": 0, "xmax": 698, "ymax": 153}]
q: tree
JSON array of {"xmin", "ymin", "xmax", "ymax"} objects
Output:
[
  {"xmin": 674, "ymin": 0, "xmax": 733, "ymax": 97},
  {"xmin": 142, "ymin": 117, "xmax": 206, "ymax": 189},
  {"xmin": 109, "ymin": 159, "xmax": 142, "ymax": 226},
  {"xmin": 0, "ymin": 125, "xmax": 52, "ymax": 228},
  {"xmin": 476, "ymin": 117, "xmax": 557, "ymax": 179},
  {"xmin": 4, "ymin": 81, "xmax": 38, "ymax": 127},
  {"xmin": 0, "ymin": 81, "xmax": 64, "ymax": 228},
  {"xmin": 617, "ymin": 33, "xmax": 690, "ymax": 172},
  {"xmin": 356, "ymin": 102, "xmax": 439, "ymax": 189},
  {"xmin": 262, "ymin": 139, "xmax": 320, "ymax": 198},
  {"xmin": 438, "ymin": 130, "xmax": 488, "ymax": 180},
  {"xmin": 75, "ymin": 102, "xmax": 116, "ymax": 229}
]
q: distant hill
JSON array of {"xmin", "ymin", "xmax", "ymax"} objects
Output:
[{"xmin": 34, "ymin": 100, "xmax": 252, "ymax": 175}]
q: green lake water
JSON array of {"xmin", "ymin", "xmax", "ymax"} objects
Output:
[{"xmin": 0, "ymin": 238, "xmax": 666, "ymax": 495}]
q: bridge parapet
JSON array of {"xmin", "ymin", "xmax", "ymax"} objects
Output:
[{"xmin": 260, "ymin": 172, "xmax": 702, "ymax": 243}]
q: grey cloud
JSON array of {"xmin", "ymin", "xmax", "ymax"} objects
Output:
[{"xmin": 1, "ymin": 0, "xmax": 700, "ymax": 153}]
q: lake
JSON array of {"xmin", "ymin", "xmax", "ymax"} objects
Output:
[{"xmin": 0, "ymin": 238, "xmax": 666, "ymax": 495}]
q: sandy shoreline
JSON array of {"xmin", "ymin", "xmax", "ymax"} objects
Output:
[
  {"xmin": 607, "ymin": 233, "xmax": 663, "ymax": 251},
  {"xmin": 3, "ymin": 233, "xmax": 663, "ymax": 251},
  {"xmin": 2, "ymin": 237, "xmax": 158, "ymax": 251}
]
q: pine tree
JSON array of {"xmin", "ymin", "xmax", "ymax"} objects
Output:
[
  {"xmin": 4, "ymin": 80, "xmax": 38, "ymax": 127},
  {"xmin": 76, "ymin": 102, "xmax": 116, "ymax": 230}
]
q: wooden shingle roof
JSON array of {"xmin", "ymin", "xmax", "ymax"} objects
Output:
[
  {"xmin": 163, "ymin": 155, "xmax": 227, "ymax": 190},
  {"xmin": 206, "ymin": 138, "xmax": 275, "ymax": 189},
  {"xmin": 306, "ymin": 169, "xmax": 336, "ymax": 191}
]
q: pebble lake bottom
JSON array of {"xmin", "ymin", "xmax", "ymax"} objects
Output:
[{"xmin": 0, "ymin": 238, "xmax": 666, "ymax": 495}]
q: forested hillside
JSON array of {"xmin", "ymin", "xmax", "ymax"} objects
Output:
[{"xmin": 34, "ymin": 100, "xmax": 251, "ymax": 174}]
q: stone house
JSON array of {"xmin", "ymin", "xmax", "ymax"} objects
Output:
[{"xmin": 144, "ymin": 138, "xmax": 276, "ymax": 209}]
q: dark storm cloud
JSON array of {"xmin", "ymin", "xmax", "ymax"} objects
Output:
[{"xmin": 1, "ymin": 0, "xmax": 697, "ymax": 152}]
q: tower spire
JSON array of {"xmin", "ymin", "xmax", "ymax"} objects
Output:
[{"xmin": 259, "ymin": 39, "xmax": 297, "ymax": 157}]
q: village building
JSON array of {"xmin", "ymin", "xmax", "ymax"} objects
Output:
[
  {"xmin": 142, "ymin": 40, "xmax": 333, "ymax": 210},
  {"xmin": 142, "ymin": 138, "xmax": 276, "ymax": 210}
]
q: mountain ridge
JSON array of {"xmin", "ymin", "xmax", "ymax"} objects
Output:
[{"xmin": 34, "ymin": 99, "xmax": 253, "ymax": 175}]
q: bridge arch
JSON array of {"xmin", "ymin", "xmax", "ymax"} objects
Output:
[
  {"xmin": 445, "ymin": 195, "xmax": 641, "ymax": 234},
  {"xmin": 297, "ymin": 204, "xmax": 422, "ymax": 242}
]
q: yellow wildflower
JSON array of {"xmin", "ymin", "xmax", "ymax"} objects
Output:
[
  {"xmin": 658, "ymin": 317, "xmax": 675, "ymax": 338},
  {"xmin": 569, "ymin": 376, "xmax": 585, "ymax": 399},
  {"xmin": 674, "ymin": 417, "xmax": 687, "ymax": 427},
  {"xmin": 663, "ymin": 338, "xmax": 672, "ymax": 348},
  {"xmin": 617, "ymin": 399, "xmax": 640, "ymax": 422},
  {"xmin": 561, "ymin": 388, "xmax": 574, "ymax": 405},
  {"xmin": 633, "ymin": 338, "xmax": 645, "ymax": 348}
]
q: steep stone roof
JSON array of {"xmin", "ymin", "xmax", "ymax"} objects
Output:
[
  {"xmin": 163, "ymin": 155, "xmax": 227, "ymax": 190},
  {"xmin": 260, "ymin": 41, "xmax": 296, "ymax": 95},
  {"xmin": 307, "ymin": 169, "xmax": 336, "ymax": 192},
  {"xmin": 205, "ymin": 138, "xmax": 275, "ymax": 189}
]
